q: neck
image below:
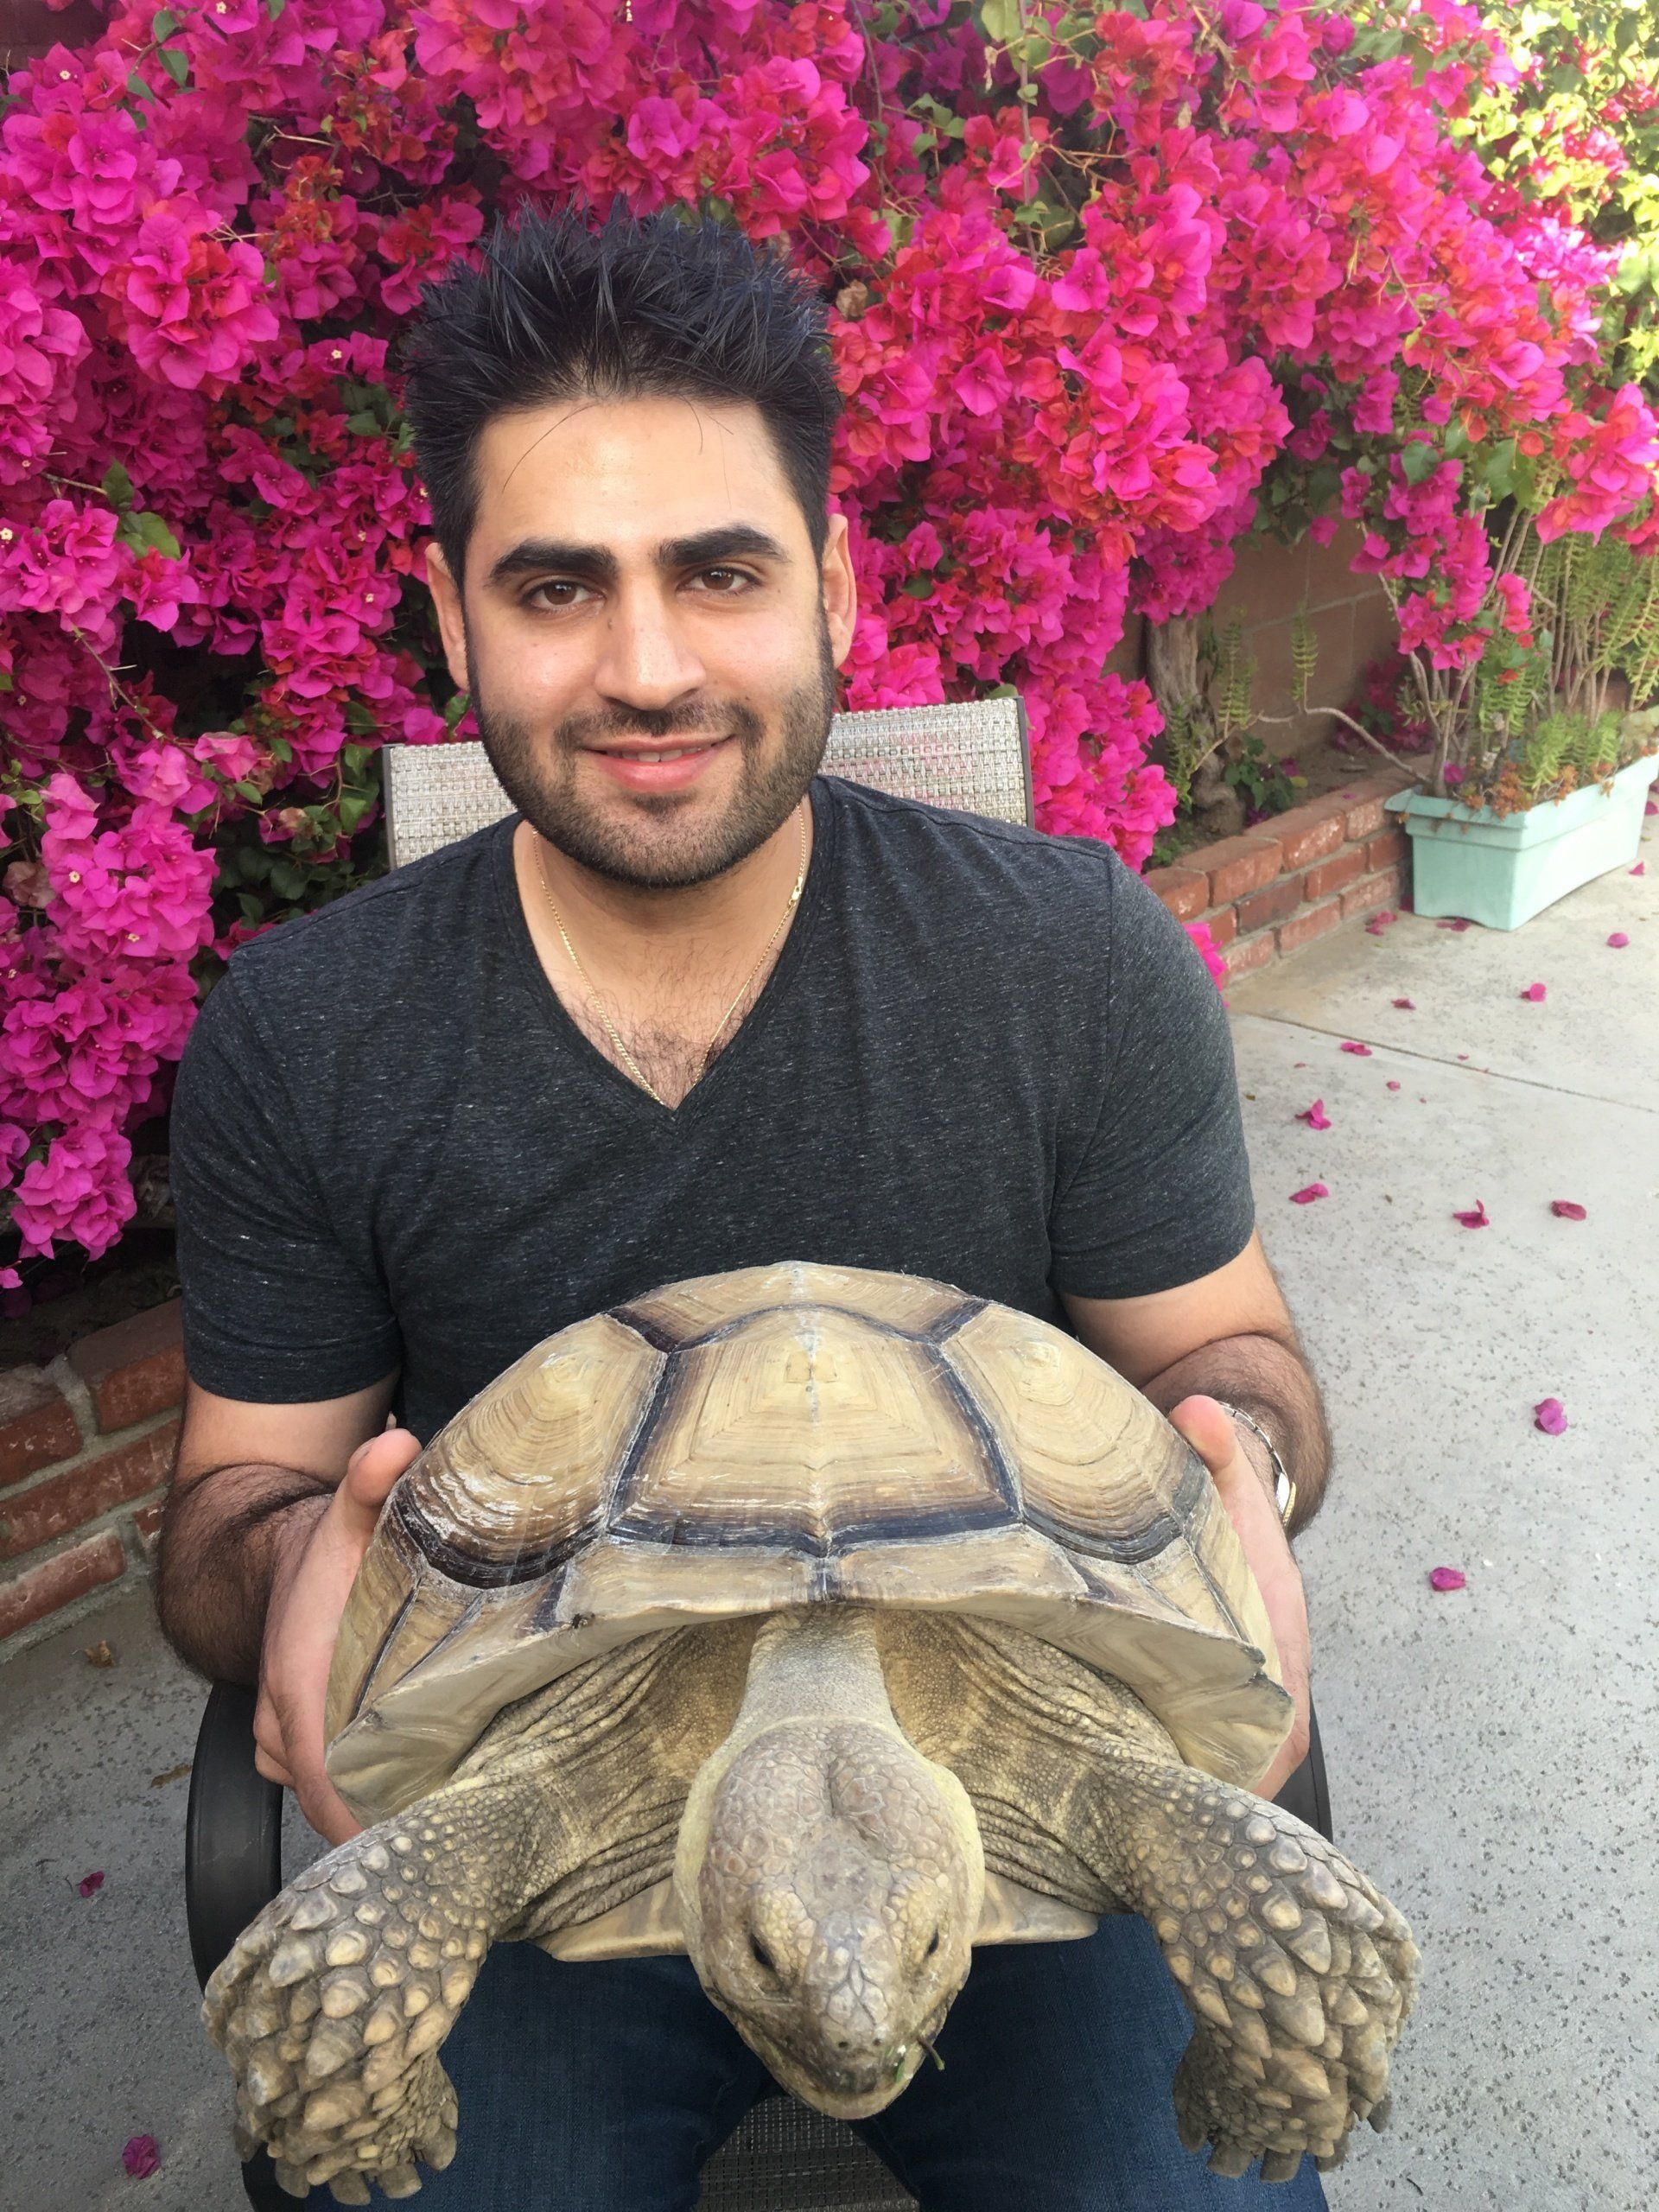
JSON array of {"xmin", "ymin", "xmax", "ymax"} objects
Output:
[
  {"xmin": 519, "ymin": 797, "xmax": 809, "ymax": 963},
  {"xmin": 727, "ymin": 1607, "xmax": 898, "ymax": 1745}
]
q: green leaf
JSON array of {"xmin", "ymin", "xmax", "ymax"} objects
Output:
[
  {"xmin": 151, "ymin": 9, "xmax": 178, "ymax": 37},
  {"xmin": 126, "ymin": 71, "xmax": 154, "ymax": 103},
  {"xmin": 130, "ymin": 511, "xmax": 181, "ymax": 559},
  {"xmin": 976, "ymin": 0, "xmax": 1020, "ymax": 43},
  {"xmin": 899, "ymin": 575, "xmax": 934, "ymax": 598},
  {"xmin": 1398, "ymin": 439, "xmax": 1440, "ymax": 485},
  {"xmin": 101, "ymin": 461, "xmax": 135, "ymax": 511},
  {"xmin": 345, "ymin": 411, "xmax": 382, "ymax": 437},
  {"xmin": 232, "ymin": 779, "xmax": 264, "ymax": 803},
  {"xmin": 267, "ymin": 0, "xmax": 286, "ymax": 16},
  {"xmin": 1482, "ymin": 436, "xmax": 1516, "ymax": 503},
  {"xmin": 159, "ymin": 46, "xmax": 189, "ymax": 86},
  {"xmin": 237, "ymin": 891, "xmax": 265, "ymax": 925}
]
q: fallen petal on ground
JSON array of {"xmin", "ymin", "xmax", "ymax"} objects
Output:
[
  {"xmin": 1290, "ymin": 1182, "xmax": 1329, "ymax": 1205},
  {"xmin": 1392, "ymin": 996, "xmax": 1415, "ymax": 1008},
  {"xmin": 1428, "ymin": 1567, "xmax": 1466, "ymax": 1592},
  {"xmin": 1452, "ymin": 1199, "xmax": 1491, "ymax": 1227},
  {"xmin": 1386, "ymin": 1079, "xmax": 1402, "ymax": 1090},
  {"xmin": 1436, "ymin": 917, "xmax": 1472, "ymax": 931},
  {"xmin": 1296, "ymin": 1099, "xmax": 1332, "ymax": 1128},
  {"xmin": 1534, "ymin": 1398, "xmax": 1568, "ymax": 1434},
  {"xmin": 78, "ymin": 1871, "xmax": 105, "ymax": 1897},
  {"xmin": 1550, "ymin": 1200, "xmax": 1587, "ymax": 1220},
  {"xmin": 122, "ymin": 2137, "xmax": 160, "ymax": 2178},
  {"xmin": 1519, "ymin": 982, "xmax": 1546, "ymax": 1001},
  {"xmin": 1607, "ymin": 931, "xmax": 1630, "ymax": 947},
  {"xmin": 1631, "ymin": 861, "xmax": 1646, "ymax": 875},
  {"xmin": 1339, "ymin": 1039, "xmax": 1372, "ymax": 1055}
]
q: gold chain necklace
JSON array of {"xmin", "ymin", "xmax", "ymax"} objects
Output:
[{"xmin": 532, "ymin": 801, "xmax": 808, "ymax": 1108}]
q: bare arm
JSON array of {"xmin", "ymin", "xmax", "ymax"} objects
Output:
[
  {"xmin": 154, "ymin": 1371, "xmax": 400, "ymax": 1687},
  {"xmin": 1060, "ymin": 1229, "xmax": 1331, "ymax": 1536},
  {"xmin": 1137, "ymin": 1334, "xmax": 1329, "ymax": 1540}
]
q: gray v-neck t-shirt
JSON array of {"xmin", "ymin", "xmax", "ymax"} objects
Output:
[{"xmin": 169, "ymin": 772, "xmax": 1255, "ymax": 1445}]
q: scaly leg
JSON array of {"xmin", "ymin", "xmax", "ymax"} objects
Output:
[
  {"xmin": 1078, "ymin": 1748, "xmax": 1421, "ymax": 2183},
  {"xmin": 202, "ymin": 1769, "xmax": 552, "ymax": 2202}
]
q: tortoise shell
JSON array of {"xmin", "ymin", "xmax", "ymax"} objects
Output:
[{"xmin": 324, "ymin": 1260, "xmax": 1290, "ymax": 1822}]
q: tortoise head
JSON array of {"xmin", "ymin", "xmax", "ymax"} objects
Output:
[{"xmin": 675, "ymin": 1615, "xmax": 985, "ymax": 2116}]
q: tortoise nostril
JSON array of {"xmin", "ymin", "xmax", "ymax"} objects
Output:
[
  {"xmin": 750, "ymin": 1935, "xmax": 778, "ymax": 1975},
  {"xmin": 924, "ymin": 1928, "xmax": 940, "ymax": 1960}
]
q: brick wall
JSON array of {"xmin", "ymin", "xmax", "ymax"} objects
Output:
[
  {"xmin": 0, "ymin": 1299, "xmax": 182, "ymax": 1652},
  {"xmin": 1145, "ymin": 766, "xmax": 1418, "ymax": 978}
]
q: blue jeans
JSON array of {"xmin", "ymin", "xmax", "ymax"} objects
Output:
[{"xmin": 305, "ymin": 1910, "xmax": 1330, "ymax": 2209}]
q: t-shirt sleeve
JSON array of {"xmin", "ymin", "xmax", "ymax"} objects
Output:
[
  {"xmin": 1047, "ymin": 852, "xmax": 1255, "ymax": 1300},
  {"xmin": 168, "ymin": 965, "xmax": 404, "ymax": 1402}
]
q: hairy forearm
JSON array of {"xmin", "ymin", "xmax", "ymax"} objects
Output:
[
  {"xmin": 152, "ymin": 1465, "xmax": 334, "ymax": 1687},
  {"xmin": 1139, "ymin": 1331, "xmax": 1331, "ymax": 1540}
]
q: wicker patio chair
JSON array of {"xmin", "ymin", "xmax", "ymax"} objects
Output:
[{"xmin": 184, "ymin": 694, "xmax": 1333, "ymax": 2209}]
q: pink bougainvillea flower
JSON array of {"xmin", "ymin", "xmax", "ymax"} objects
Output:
[
  {"xmin": 1338, "ymin": 1040, "xmax": 1372, "ymax": 1055},
  {"xmin": 1289, "ymin": 1181, "xmax": 1329, "ymax": 1204},
  {"xmin": 1387, "ymin": 1078, "xmax": 1402, "ymax": 1089},
  {"xmin": 78, "ymin": 1870, "xmax": 105, "ymax": 1897},
  {"xmin": 1534, "ymin": 1398, "xmax": 1568, "ymax": 1434},
  {"xmin": 1296, "ymin": 1098, "xmax": 1332, "ymax": 1128},
  {"xmin": 1550, "ymin": 1200, "xmax": 1587, "ymax": 1219},
  {"xmin": 1631, "ymin": 861, "xmax": 1646, "ymax": 875},
  {"xmin": 1607, "ymin": 931, "xmax": 1630, "ymax": 947},
  {"xmin": 1391, "ymin": 996, "xmax": 1415, "ymax": 1008},
  {"xmin": 1519, "ymin": 982, "xmax": 1546, "ymax": 1001},
  {"xmin": 1436, "ymin": 917, "xmax": 1472, "ymax": 931},
  {"xmin": 1452, "ymin": 1198, "xmax": 1491, "ymax": 1227},
  {"xmin": 1645, "ymin": 798, "xmax": 1657, "ymax": 816},
  {"xmin": 121, "ymin": 2137, "xmax": 160, "ymax": 2178},
  {"xmin": 1364, "ymin": 909, "xmax": 1397, "ymax": 935},
  {"xmin": 1428, "ymin": 1567, "xmax": 1466, "ymax": 1592}
]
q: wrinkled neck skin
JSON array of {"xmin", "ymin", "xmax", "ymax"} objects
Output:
[{"xmin": 675, "ymin": 1605, "xmax": 985, "ymax": 2118}]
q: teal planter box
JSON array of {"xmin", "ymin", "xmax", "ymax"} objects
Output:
[{"xmin": 1384, "ymin": 751, "xmax": 1659, "ymax": 930}]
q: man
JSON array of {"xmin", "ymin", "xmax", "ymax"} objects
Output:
[{"xmin": 157, "ymin": 199, "xmax": 1332, "ymax": 2209}]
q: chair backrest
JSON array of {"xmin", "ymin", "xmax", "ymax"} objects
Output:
[{"xmin": 381, "ymin": 695, "xmax": 1033, "ymax": 867}]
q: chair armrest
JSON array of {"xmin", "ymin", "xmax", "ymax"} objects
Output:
[
  {"xmin": 185, "ymin": 1681, "xmax": 285, "ymax": 1992},
  {"xmin": 1269, "ymin": 1694, "xmax": 1332, "ymax": 1845}
]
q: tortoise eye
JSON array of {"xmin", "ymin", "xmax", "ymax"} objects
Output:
[{"xmin": 750, "ymin": 1936, "xmax": 778, "ymax": 1974}]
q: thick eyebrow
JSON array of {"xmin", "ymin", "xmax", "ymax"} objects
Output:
[{"xmin": 485, "ymin": 524, "xmax": 790, "ymax": 594}]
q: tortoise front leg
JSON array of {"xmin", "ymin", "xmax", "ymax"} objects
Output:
[
  {"xmin": 1078, "ymin": 1751, "xmax": 1421, "ymax": 2183},
  {"xmin": 202, "ymin": 1771, "xmax": 550, "ymax": 2202}
]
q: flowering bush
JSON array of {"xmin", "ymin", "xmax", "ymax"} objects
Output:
[{"xmin": 4, "ymin": 0, "xmax": 1659, "ymax": 1283}]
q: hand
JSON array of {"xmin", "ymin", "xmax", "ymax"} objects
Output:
[
  {"xmin": 252, "ymin": 1427, "xmax": 423, "ymax": 1847},
  {"xmin": 1166, "ymin": 1395, "xmax": 1311, "ymax": 1802}
]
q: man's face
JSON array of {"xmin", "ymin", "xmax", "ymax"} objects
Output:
[{"xmin": 425, "ymin": 393, "xmax": 857, "ymax": 891}]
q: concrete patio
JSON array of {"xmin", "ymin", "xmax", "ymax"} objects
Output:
[{"xmin": 1, "ymin": 808, "xmax": 1652, "ymax": 2212}]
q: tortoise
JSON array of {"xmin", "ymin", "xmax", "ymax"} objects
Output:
[{"xmin": 203, "ymin": 1258, "xmax": 1419, "ymax": 2202}]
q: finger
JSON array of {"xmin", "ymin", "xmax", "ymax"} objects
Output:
[
  {"xmin": 253, "ymin": 1745, "xmax": 295, "ymax": 1788},
  {"xmin": 294, "ymin": 1766, "xmax": 364, "ymax": 1848},
  {"xmin": 1166, "ymin": 1395, "xmax": 1236, "ymax": 1473},
  {"xmin": 336, "ymin": 1427, "xmax": 423, "ymax": 1531}
]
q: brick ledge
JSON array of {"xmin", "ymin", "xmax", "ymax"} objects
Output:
[{"xmin": 1146, "ymin": 767, "xmax": 1421, "ymax": 978}]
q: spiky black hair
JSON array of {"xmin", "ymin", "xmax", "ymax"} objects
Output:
[{"xmin": 397, "ymin": 194, "xmax": 844, "ymax": 592}]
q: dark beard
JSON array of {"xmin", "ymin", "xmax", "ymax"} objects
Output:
[{"xmin": 462, "ymin": 608, "xmax": 839, "ymax": 892}]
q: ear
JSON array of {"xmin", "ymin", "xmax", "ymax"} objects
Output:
[
  {"xmin": 821, "ymin": 508, "xmax": 858, "ymax": 671},
  {"xmin": 422, "ymin": 539, "xmax": 471, "ymax": 696}
]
